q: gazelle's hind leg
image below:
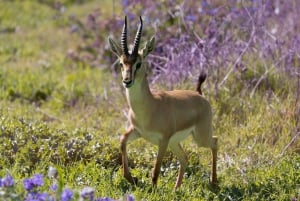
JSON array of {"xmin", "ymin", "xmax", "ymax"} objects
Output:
[
  {"xmin": 193, "ymin": 120, "xmax": 218, "ymax": 188},
  {"xmin": 210, "ymin": 136, "xmax": 218, "ymax": 188},
  {"xmin": 169, "ymin": 143, "xmax": 188, "ymax": 190},
  {"xmin": 192, "ymin": 118, "xmax": 213, "ymax": 148}
]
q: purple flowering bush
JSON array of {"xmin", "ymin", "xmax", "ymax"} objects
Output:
[
  {"xmin": 68, "ymin": 0, "xmax": 299, "ymax": 91},
  {"xmin": 0, "ymin": 167, "xmax": 134, "ymax": 201}
]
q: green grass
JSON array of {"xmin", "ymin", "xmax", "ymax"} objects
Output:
[{"xmin": 0, "ymin": 1, "xmax": 299, "ymax": 200}]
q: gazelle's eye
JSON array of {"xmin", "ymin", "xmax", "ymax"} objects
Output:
[{"xmin": 136, "ymin": 62, "xmax": 142, "ymax": 69}]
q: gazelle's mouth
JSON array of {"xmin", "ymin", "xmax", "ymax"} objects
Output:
[{"xmin": 123, "ymin": 80, "xmax": 133, "ymax": 88}]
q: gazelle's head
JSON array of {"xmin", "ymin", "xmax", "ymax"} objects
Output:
[{"xmin": 109, "ymin": 16, "xmax": 155, "ymax": 88}]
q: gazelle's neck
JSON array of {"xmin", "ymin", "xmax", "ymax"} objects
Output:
[{"xmin": 125, "ymin": 75, "xmax": 154, "ymax": 115}]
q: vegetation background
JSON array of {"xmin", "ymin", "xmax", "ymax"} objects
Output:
[{"xmin": 0, "ymin": 0, "xmax": 299, "ymax": 200}]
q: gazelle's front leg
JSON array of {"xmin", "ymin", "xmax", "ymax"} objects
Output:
[
  {"xmin": 152, "ymin": 139, "xmax": 169, "ymax": 186},
  {"xmin": 120, "ymin": 127, "xmax": 140, "ymax": 184}
]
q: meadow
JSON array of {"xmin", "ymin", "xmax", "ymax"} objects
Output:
[{"xmin": 0, "ymin": 0, "xmax": 299, "ymax": 200}]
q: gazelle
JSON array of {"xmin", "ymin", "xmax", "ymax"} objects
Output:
[{"xmin": 108, "ymin": 16, "xmax": 218, "ymax": 189}]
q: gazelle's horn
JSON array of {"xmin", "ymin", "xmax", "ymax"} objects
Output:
[
  {"xmin": 121, "ymin": 16, "xmax": 129, "ymax": 56},
  {"xmin": 132, "ymin": 16, "xmax": 143, "ymax": 57}
]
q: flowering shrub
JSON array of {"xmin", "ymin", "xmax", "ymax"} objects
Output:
[
  {"xmin": 66, "ymin": 0, "xmax": 299, "ymax": 91},
  {"xmin": 0, "ymin": 167, "xmax": 134, "ymax": 201}
]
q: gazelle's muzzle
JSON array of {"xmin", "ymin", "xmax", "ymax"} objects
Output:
[{"xmin": 122, "ymin": 70, "xmax": 134, "ymax": 88}]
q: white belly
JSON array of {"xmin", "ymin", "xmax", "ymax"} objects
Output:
[
  {"xmin": 136, "ymin": 126, "xmax": 195, "ymax": 146},
  {"xmin": 138, "ymin": 130, "xmax": 163, "ymax": 145},
  {"xmin": 169, "ymin": 126, "xmax": 195, "ymax": 146}
]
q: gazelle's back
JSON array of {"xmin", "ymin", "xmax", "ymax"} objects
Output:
[
  {"xmin": 154, "ymin": 89, "xmax": 211, "ymax": 119},
  {"xmin": 151, "ymin": 89, "xmax": 212, "ymax": 137}
]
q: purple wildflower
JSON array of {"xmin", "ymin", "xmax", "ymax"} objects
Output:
[
  {"xmin": 126, "ymin": 194, "xmax": 135, "ymax": 201},
  {"xmin": 80, "ymin": 187, "xmax": 95, "ymax": 200},
  {"xmin": 24, "ymin": 192, "xmax": 51, "ymax": 201},
  {"xmin": 50, "ymin": 183, "xmax": 58, "ymax": 191},
  {"xmin": 23, "ymin": 174, "xmax": 44, "ymax": 191},
  {"xmin": 185, "ymin": 15, "xmax": 197, "ymax": 22},
  {"xmin": 61, "ymin": 188, "xmax": 73, "ymax": 201},
  {"xmin": 23, "ymin": 179, "xmax": 35, "ymax": 191},
  {"xmin": 95, "ymin": 198, "xmax": 115, "ymax": 201},
  {"xmin": 0, "ymin": 173, "xmax": 14, "ymax": 187},
  {"xmin": 122, "ymin": 0, "xmax": 129, "ymax": 7}
]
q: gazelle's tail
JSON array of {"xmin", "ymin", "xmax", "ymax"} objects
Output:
[{"xmin": 196, "ymin": 72, "xmax": 207, "ymax": 95}]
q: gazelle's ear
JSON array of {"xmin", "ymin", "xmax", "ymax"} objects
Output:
[
  {"xmin": 108, "ymin": 37, "xmax": 122, "ymax": 57},
  {"xmin": 142, "ymin": 36, "xmax": 155, "ymax": 58}
]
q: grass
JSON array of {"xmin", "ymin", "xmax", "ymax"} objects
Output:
[{"xmin": 0, "ymin": 0, "xmax": 299, "ymax": 200}]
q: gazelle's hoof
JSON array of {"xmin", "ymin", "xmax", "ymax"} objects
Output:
[
  {"xmin": 132, "ymin": 176, "xmax": 138, "ymax": 185},
  {"xmin": 125, "ymin": 175, "xmax": 138, "ymax": 185},
  {"xmin": 210, "ymin": 179, "xmax": 218, "ymax": 189},
  {"xmin": 130, "ymin": 176, "xmax": 138, "ymax": 185}
]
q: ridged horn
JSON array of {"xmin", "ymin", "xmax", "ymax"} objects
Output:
[
  {"xmin": 121, "ymin": 16, "xmax": 129, "ymax": 56},
  {"xmin": 132, "ymin": 16, "xmax": 143, "ymax": 57}
]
